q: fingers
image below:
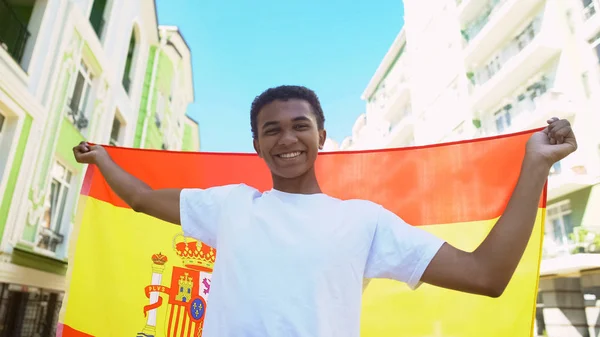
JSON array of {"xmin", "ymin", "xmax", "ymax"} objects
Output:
[
  {"xmin": 546, "ymin": 117, "xmax": 572, "ymax": 145},
  {"xmin": 73, "ymin": 142, "xmax": 90, "ymax": 154},
  {"xmin": 75, "ymin": 151, "xmax": 95, "ymax": 161},
  {"xmin": 552, "ymin": 125, "xmax": 572, "ymax": 144}
]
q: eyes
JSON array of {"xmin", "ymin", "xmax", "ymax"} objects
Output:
[{"xmin": 263, "ymin": 123, "xmax": 310, "ymax": 136}]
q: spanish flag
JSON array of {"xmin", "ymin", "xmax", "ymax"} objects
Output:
[{"xmin": 57, "ymin": 128, "xmax": 545, "ymax": 337}]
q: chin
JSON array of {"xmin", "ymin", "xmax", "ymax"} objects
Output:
[{"xmin": 273, "ymin": 167, "xmax": 309, "ymax": 179}]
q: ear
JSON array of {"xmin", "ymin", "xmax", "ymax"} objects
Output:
[
  {"xmin": 253, "ymin": 138, "xmax": 262, "ymax": 157},
  {"xmin": 318, "ymin": 129, "xmax": 327, "ymax": 150}
]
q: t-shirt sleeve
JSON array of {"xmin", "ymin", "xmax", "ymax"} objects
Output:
[
  {"xmin": 364, "ymin": 206, "xmax": 445, "ymax": 290},
  {"xmin": 179, "ymin": 184, "xmax": 240, "ymax": 248}
]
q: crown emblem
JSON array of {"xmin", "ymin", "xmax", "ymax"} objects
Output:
[
  {"xmin": 151, "ymin": 252, "xmax": 168, "ymax": 265},
  {"xmin": 172, "ymin": 234, "xmax": 216, "ymax": 271}
]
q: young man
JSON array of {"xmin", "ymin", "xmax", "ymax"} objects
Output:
[{"xmin": 73, "ymin": 85, "xmax": 577, "ymax": 337}]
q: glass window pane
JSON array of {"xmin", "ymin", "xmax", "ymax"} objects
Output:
[
  {"xmin": 55, "ymin": 186, "xmax": 69, "ymax": 232},
  {"xmin": 70, "ymin": 72, "xmax": 85, "ymax": 112},
  {"xmin": 552, "ymin": 218, "xmax": 565, "ymax": 244},
  {"xmin": 563, "ymin": 213, "xmax": 575, "ymax": 240},
  {"xmin": 52, "ymin": 163, "xmax": 65, "ymax": 180}
]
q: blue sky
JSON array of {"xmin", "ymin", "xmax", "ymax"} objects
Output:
[{"xmin": 156, "ymin": 0, "xmax": 404, "ymax": 153}]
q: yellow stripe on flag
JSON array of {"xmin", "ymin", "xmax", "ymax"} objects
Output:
[
  {"xmin": 360, "ymin": 209, "xmax": 545, "ymax": 337},
  {"xmin": 64, "ymin": 196, "xmax": 194, "ymax": 336}
]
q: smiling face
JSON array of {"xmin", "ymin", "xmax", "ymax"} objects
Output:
[{"xmin": 253, "ymin": 99, "xmax": 326, "ymax": 179}]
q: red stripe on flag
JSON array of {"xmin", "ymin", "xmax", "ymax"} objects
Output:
[
  {"xmin": 81, "ymin": 128, "xmax": 545, "ymax": 226},
  {"xmin": 56, "ymin": 323, "xmax": 94, "ymax": 337}
]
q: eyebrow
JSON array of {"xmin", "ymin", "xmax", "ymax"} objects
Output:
[{"xmin": 262, "ymin": 116, "xmax": 311, "ymax": 129}]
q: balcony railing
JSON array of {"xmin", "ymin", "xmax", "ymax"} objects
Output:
[
  {"xmin": 0, "ymin": 283, "xmax": 64, "ymax": 336},
  {"xmin": 387, "ymin": 107, "xmax": 413, "ymax": 133},
  {"xmin": 0, "ymin": 0, "xmax": 31, "ymax": 66},
  {"xmin": 461, "ymin": 0, "xmax": 507, "ymax": 42},
  {"xmin": 66, "ymin": 99, "xmax": 89, "ymax": 131},
  {"xmin": 543, "ymin": 226, "xmax": 600, "ymax": 259},
  {"xmin": 490, "ymin": 77, "xmax": 555, "ymax": 133},
  {"xmin": 36, "ymin": 227, "xmax": 64, "ymax": 253},
  {"xmin": 583, "ymin": 0, "xmax": 600, "ymax": 20},
  {"xmin": 472, "ymin": 15, "xmax": 542, "ymax": 87}
]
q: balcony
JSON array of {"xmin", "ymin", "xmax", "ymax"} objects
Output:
[
  {"xmin": 462, "ymin": 0, "xmax": 544, "ymax": 67},
  {"xmin": 369, "ymin": 82, "xmax": 410, "ymax": 120},
  {"xmin": 548, "ymin": 167, "xmax": 599, "ymax": 201},
  {"xmin": 456, "ymin": 0, "xmax": 490, "ymax": 25},
  {"xmin": 36, "ymin": 227, "xmax": 64, "ymax": 254},
  {"xmin": 382, "ymin": 82, "xmax": 410, "ymax": 121},
  {"xmin": 469, "ymin": 15, "xmax": 561, "ymax": 113},
  {"xmin": 369, "ymin": 69, "xmax": 410, "ymax": 123},
  {"xmin": 541, "ymin": 239, "xmax": 600, "ymax": 278},
  {"xmin": 581, "ymin": 0, "xmax": 600, "ymax": 40},
  {"xmin": 0, "ymin": 0, "xmax": 32, "ymax": 68},
  {"xmin": 542, "ymin": 222, "xmax": 600, "ymax": 264},
  {"xmin": 491, "ymin": 89, "xmax": 578, "ymax": 136},
  {"xmin": 385, "ymin": 108, "xmax": 415, "ymax": 147}
]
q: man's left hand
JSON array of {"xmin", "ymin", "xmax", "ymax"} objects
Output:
[{"xmin": 526, "ymin": 117, "xmax": 578, "ymax": 168}]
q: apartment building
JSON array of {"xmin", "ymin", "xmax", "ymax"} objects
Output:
[
  {"xmin": 0, "ymin": 0, "xmax": 199, "ymax": 335},
  {"xmin": 342, "ymin": 0, "xmax": 600, "ymax": 336}
]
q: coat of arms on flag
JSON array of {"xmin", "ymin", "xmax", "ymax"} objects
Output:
[{"xmin": 137, "ymin": 233, "xmax": 214, "ymax": 337}]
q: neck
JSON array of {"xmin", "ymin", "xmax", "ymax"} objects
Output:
[{"xmin": 271, "ymin": 168, "xmax": 322, "ymax": 194}]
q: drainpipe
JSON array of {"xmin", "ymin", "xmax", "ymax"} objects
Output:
[{"xmin": 141, "ymin": 27, "xmax": 167, "ymax": 148}]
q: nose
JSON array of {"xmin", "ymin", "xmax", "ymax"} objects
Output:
[{"xmin": 278, "ymin": 129, "xmax": 298, "ymax": 146}]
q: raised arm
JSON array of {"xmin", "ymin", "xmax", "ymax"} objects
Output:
[
  {"xmin": 420, "ymin": 118, "xmax": 577, "ymax": 297},
  {"xmin": 73, "ymin": 142, "xmax": 182, "ymax": 225}
]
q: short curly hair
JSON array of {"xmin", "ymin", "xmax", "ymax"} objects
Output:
[{"xmin": 250, "ymin": 85, "xmax": 325, "ymax": 139}]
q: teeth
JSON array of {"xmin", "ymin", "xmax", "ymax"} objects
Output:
[{"xmin": 279, "ymin": 151, "xmax": 301, "ymax": 159}]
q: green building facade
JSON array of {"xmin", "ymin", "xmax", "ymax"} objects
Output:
[{"xmin": 0, "ymin": 0, "xmax": 198, "ymax": 334}]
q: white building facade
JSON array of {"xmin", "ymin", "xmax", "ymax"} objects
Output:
[{"xmin": 343, "ymin": 0, "xmax": 600, "ymax": 336}]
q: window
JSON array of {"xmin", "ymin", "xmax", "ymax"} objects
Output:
[
  {"xmin": 582, "ymin": 0, "xmax": 596, "ymax": 20},
  {"xmin": 67, "ymin": 62, "xmax": 93, "ymax": 131},
  {"xmin": 89, "ymin": 0, "xmax": 108, "ymax": 38},
  {"xmin": 37, "ymin": 162, "xmax": 72, "ymax": 253},
  {"xmin": 110, "ymin": 118, "xmax": 121, "ymax": 146},
  {"xmin": 122, "ymin": 30, "xmax": 137, "ymax": 93},
  {"xmin": 595, "ymin": 43, "xmax": 600, "ymax": 63},
  {"xmin": 494, "ymin": 106, "xmax": 512, "ymax": 133},
  {"xmin": 0, "ymin": 112, "xmax": 5, "ymax": 138},
  {"xmin": 0, "ymin": 112, "xmax": 5, "ymax": 176},
  {"xmin": 546, "ymin": 200, "xmax": 575, "ymax": 247},
  {"xmin": 170, "ymin": 67, "xmax": 177, "ymax": 103},
  {"xmin": 0, "ymin": 0, "xmax": 34, "ymax": 68},
  {"xmin": 155, "ymin": 92, "xmax": 165, "ymax": 129},
  {"xmin": 515, "ymin": 21, "xmax": 537, "ymax": 51}
]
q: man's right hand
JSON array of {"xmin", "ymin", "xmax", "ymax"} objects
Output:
[{"xmin": 73, "ymin": 141, "xmax": 108, "ymax": 165}]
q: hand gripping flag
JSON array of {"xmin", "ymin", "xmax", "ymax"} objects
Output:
[{"xmin": 57, "ymin": 128, "xmax": 546, "ymax": 337}]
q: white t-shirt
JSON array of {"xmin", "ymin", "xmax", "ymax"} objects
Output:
[{"xmin": 180, "ymin": 183, "xmax": 444, "ymax": 337}]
